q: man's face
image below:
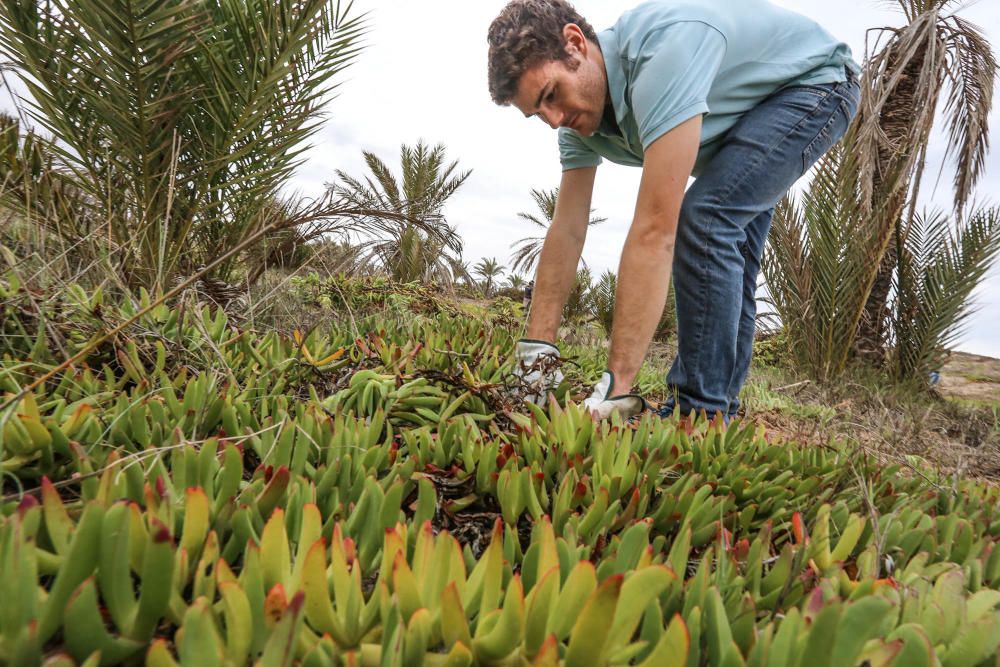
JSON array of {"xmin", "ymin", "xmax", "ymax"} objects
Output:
[{"xmin": 511, "ymin": 27, "xmax": 607, "ymax": 136}]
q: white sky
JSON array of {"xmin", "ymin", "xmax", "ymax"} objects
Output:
[
  {"xmin": 291, "ymin": 0, "xmax": 1000, "ymax": 357},
  {"xmin": 5, "ymin": 0, "xmax": 1000, "ymax": 356}
]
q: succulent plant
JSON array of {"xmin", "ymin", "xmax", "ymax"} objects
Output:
[{"xmin": 3, "ymin": 275, "xmax": 1000, "ymax": 665}]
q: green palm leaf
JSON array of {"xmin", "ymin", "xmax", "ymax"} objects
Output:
[{"xmin": 890, "ymin": 206, "xmax": 1000, "ymax": 382}]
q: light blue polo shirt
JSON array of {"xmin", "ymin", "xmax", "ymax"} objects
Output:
[{"xmin": 558, "ymin": 0, "xmax": 860, "ymax": 175}]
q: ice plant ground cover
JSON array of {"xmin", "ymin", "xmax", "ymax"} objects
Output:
[{"xmin": 2, "ymin": 276, "xmax": 1000, "ymax": 666}]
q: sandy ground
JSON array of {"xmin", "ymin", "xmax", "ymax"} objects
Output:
[{"xmin": 938, "ymin": 351, "xmax": 1000, "ymax": 404}]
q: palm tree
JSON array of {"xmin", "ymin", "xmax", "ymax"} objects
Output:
[
  {"xmin": 563, "ymin": 267, "xmax": 594, "ymax": 322},
  {"xmin": 473, "ymin": 257, "xmax": 505, "ymax": 297},
  {"xmin": 333, "ymin": 141, "xmax": 470, "ymax": 284},
  {"xmin": 590, "ymin": 268, "xmax": 677, "ymax": 340},
  {"xmin": 763, "ymin": 1, "xmax": 997, "ymax": 384},
  {"xmin": 509, "ymin": 188, "xmax": 606, "ymax": 276},
  {"xmin": 505, "ymin": 274, "xmax": 527, "ymax": 291},
  {"xmin": 0, "ymin": 0, "xmax": 371, "ymax": 291},
  {"xmin": 591, "ymin": 270, "xmax": 617, "ymax": 336},
  {"xmin": 448, "ymin": 258, "xmax": 474, "ymax": 287},
  {"xmin": 852, "ymin": 0, "xmax": 997, "ymax": 361}
]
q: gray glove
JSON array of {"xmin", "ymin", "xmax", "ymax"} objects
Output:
[
  {"xmin": 583, "ymin": 370, "xmax": 646, "ymax": 420},
  {"xmin": 514, "ymin": 339, "xmax": 564, "ymax": 405}
]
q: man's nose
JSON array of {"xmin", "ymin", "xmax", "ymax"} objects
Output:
[{"xmin": 540, "ymin": 107, "xmax": 564, "ymax": 130}]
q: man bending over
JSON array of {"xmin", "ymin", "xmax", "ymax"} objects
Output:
[{"xmin": 488, "ymin": 0, "xmax": 860, "ymax": 420}]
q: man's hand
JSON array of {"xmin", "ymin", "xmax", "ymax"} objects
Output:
[
  {"xmin": 514, "ymin": 339, "xmax": 564, "ymax": 405},
  {"xmin": 583, "ymin": 370, "xmax": 646, "ymax": 420}
]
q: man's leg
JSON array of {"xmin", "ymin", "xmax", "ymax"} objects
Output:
[
  {"xmin": 727, "ymin": 207, "xmax": 774, "ymax": 419},
  {"xmin": 661, "ymin": 76, "xmax": 859, "ymax": 418}
]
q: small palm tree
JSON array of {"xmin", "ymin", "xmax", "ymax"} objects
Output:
[
  {"xmin": 563, "ymin": 267, "xmax": 594, "ymax": 322},
  {"xmin": 889, "ymin": 206, "xmax": 1000, "ymax": 382},
  {"xmin": 333, "ymin": 141, "xmax": 470, "ymax": 283},
  {"xmin": 591, "ymin": 270, "xmax": 617, "ymax": 336},
  {"xmin": 590, "ymin": 269, "xmax": 677, "ymax": 340},
  {"xmin": 473, "ymin": 257, "xmax": 505, "ymax": 297},
  {"xmin": 763, "ymin": 149, "xmax": 1000, "ymax": 384},
  {"xmin": 509, "ymin": 188, "xmax": 606, "ymax": 276},
  {"xmin": 448, "ymin": 258, "xmax": 473, "ymax": 287},
  {"xmin": 763, "ymin": 147, "xmax": 896, "ymax": 380},
  {"xmin": 505, "ymin": 274, "xmax": 526, "ymax": 291}
]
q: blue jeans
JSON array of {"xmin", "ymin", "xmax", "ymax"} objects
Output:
[{"xmin": 659, "ymin": 73, "xmax": 860, "ymax": 420}]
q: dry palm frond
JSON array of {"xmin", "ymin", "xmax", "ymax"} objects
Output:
[
  {"xmin": 854, "ymin": 10, "xmax": 946, "ymax": 213},
  {"xmin": 940, "ymin": 15, "xmax": 997, "ymax": 217}
]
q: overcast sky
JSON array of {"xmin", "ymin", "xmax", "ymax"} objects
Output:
[{"xmin": 287, "ymin": 0, "xmax": 1000, "ymax": 357}]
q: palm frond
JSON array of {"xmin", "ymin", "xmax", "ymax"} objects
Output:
[
  {"xmin": 508, "ymin": 235, "xmax": 545, "ymax": 276},
  {"xmin": 508, "ymin": 186, "xmax": 604, "ymax": 276},
  {"xmin": 890, "ymin": 206, "xmax": 1000, "ymax": 380},
  {"xmin": 362, "ymin": 151, "xmax": 403, "ymax": 210},
  {"xmin": 940, "ymin": 15, "xmax": 996, "ymax": 217},
  {"xmin": 516, "ymin": 212, "xmax": 548, "ymax": 228},
  {"xmin": 763, "ymin": 143, "xmax": 885, "ymax": 379}
]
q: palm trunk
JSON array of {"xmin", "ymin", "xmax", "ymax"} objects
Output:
[{"xmin": 854, "ymin": 41, "xmax": 929, "ymax": 364}]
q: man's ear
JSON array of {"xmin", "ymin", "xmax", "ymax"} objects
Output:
[{"xmin": 562, "ymin": 23, "xmax": 587, "ymax": 56}]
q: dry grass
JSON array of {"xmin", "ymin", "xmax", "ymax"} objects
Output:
[{"xmin": 738, "ymin": 357, "xmax": 1000, "ymax": 484}]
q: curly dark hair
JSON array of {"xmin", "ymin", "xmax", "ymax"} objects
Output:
[{"xmin": 487, "ymin": 0, "xmax": 599, "ymax": 106}]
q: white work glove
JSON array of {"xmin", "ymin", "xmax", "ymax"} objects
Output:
[
  {"xmin": 583, "ymin": 370, "xmax": 647, "ymax": 420},
  {"xmin": 514, "ymin": 339, "xmax": 564, "ymax": 405}
]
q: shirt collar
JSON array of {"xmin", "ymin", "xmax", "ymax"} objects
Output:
[{"xmin": 597, "ymin": 29, "xmax": 628, "ymax": 134}]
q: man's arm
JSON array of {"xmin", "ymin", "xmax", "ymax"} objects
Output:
[
  {"xmin": 525, "ymin": 166, "xmax": 598, "ymax": 342},
  {"xmin": 607, "ymin": 115, "xmax": 701, "ymax": 392}
]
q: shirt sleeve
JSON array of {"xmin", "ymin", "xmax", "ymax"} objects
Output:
[
  {"xmin": 629, "ymin": 21, "xmax": 727, "ymax": 150},
  {"xmin": 557, "ymin": 127, "xmax": 602, "ymax": 171}
]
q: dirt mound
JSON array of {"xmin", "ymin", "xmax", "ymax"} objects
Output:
[{"xmin": 939, "ymin": 351, "xmax": 1000, "ymax": 403}]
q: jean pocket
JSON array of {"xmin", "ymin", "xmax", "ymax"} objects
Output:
[
  {"xmin": 787, "ymin": 84, "xmax": 835, "ymax": 99},
  {"xmin": 831, "ymin": 79, "xmax": 862, "ymax": 113},
  {"xmin": 773, "ymin": 84, "xmax": 837, "ymax": 121}
]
